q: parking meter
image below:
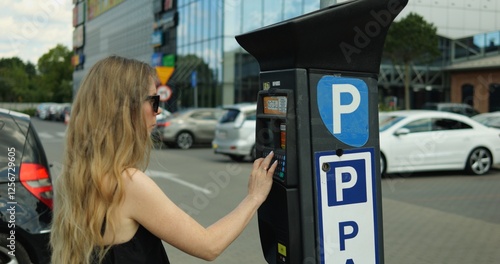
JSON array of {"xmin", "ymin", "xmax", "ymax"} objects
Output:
[{"xmin": 235, "ymin": 0, "xmax": 408, "ymax": 263}]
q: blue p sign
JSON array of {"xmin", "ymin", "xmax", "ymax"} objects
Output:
[
  {"xmin": 326, "ymin": 159, "xmax": 367, "ymax": 206},
  {"xmin": 317, "ymin": 76, "xmax": 369, "ymax": 147}
]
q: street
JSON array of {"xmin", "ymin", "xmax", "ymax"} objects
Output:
[{"xmin": 34, "ymin": 118, "xmax": 500, "ymax": 264}]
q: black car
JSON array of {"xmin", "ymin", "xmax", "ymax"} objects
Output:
[{"xmin": 0, "ymin": 108, "xmax": 53, "ymax": 264}]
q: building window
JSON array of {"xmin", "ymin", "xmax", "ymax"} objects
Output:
[
  {"xmin": 461, "ymin": 84, "xmax": 474, "ymax": 106},
  {"xmin": 489, "ymin": 83, "xmax": 500, "ymax": 112}
]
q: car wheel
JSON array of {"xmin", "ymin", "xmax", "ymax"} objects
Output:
[
  {"xmin": 176, "ymin": 132, "xmax": 194, "ymax": 149},
  {"xmin": 465, "ymin": 147, "xmax": 492, "ymax": 175},
  {"xmin": 0, "ymin": 233, "xmax": 32, "ymax": 264},
  {"xmin": 380, "ymin": 153, "xmax": 387, "ymax": 177},
  {"xmin": 229, "ymin": 155, "xmax": 245, "ymax": 162}
]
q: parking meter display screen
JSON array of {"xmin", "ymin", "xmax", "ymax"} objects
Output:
[{"xmin": 263, "ymin": 96, "xmax": 287, "ymax": 115}]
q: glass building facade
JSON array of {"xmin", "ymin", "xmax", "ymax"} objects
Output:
[
  {"xmin": 161, "ymin": 0, "xmax": 500, "ymax": 111},
  {"xmin": 171, "ymin": 0, "xmax": 320, "ymax": 109},
  {"xmin": 73, "ymin": 0, "xmax": 499, "ymax": 112},
  {"xmin": 452, "ymin": 31, "xmax": 500, "ymax": 62}
]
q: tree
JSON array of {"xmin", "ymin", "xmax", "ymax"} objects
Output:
[
  {"xmin": 171, "ymin": 54, "xmax": 217, "ymax": 108},
  {"xmin": 0, "ymin": 57, "xmax": 36, "ymax": 102},
  {"xmin": 37, "ymin": 44, "xmax": 73, "ymax": 102},
  {"xmin": 384, "ymin": 12, "xmax": 440, "ymax": 109},
  {"xmin": 0, "ymin": 44, "xmax": 72, "ymax": 103}
]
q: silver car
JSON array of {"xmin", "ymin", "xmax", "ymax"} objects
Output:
[
  {"xmin": 156, "ymin": 108, "xmax": 223, "ymax": 149},
  {"xmin": 212, "ymin": 103, "xmax": 257, "ymax": 161}
]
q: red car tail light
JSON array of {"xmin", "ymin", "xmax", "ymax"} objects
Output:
[
  {"xmin": 19, "ymin": 163, "xmax": 53, "ymax": 209},
  {"xmin": 157, "ymin": 121, "xmax": 171, "ymax": 127}
]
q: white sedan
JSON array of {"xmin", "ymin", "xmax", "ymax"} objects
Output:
[{"xmin": 379, "ymin": 110, "xmax": 500, "ymax": 176}]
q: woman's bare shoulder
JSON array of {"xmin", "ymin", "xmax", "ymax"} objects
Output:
[
  {"xmin": 120, "ymin": 168, "xmax": 167, "ymax": 207},
  {"xmin": 121, "ymin": 168, "xmax": 156, "ymax": 187}
]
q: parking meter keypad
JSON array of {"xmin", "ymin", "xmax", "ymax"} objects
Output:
[{"xmin": 263, "ymin": 150, "xmax": 286, "ymax": 181}]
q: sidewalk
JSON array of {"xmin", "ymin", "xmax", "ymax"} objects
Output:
[{"xmin": 383, "ymin": 198, "xmax": 500, "ymax": 264}]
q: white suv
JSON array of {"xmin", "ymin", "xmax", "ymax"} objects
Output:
[{"xmin": 212, "ymin": 103, "xmax": 257, "ymax": 161}]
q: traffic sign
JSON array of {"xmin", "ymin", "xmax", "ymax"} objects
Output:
[
  {"xmin": 317, "ymin": 76, "xmax": 369, "ymax": 147},
  {"xmin": 191, "ymin": 71, "xmax": 197, "ymax": 88},
  {"xmin": 315, "ymin": 148, "xmax": 378, "ymax": 264},
  {"xmin": 157, "ymin": 85, "xmax": 172, "ymax": 102},
  {"xmin": 156, "ymin": 66, "xmax": 175, "ymax": 85}
]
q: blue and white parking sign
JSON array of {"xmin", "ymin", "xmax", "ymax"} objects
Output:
[
  {"xmin": 315, "ymin": 148, "xmax": 379, "ymax": 264},
  {"xmin": 317, "ymin": 76, "xmax": 369, "ymax": 147}
]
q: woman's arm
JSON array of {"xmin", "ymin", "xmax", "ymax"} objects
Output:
[{"xmin": 123, "ymin": 152, "xmax": 277, "ymax": 260}]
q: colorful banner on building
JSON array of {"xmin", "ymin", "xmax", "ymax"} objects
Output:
[{"xmin": 87, "ymin": 0, "xmax": 124, "ymax": 21}]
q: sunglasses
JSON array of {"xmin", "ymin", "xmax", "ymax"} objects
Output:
[{"xmin": 147, "ymin": 95, "xmax": 160, "ymax": 113}]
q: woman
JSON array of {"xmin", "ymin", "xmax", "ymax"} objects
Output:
[{"xmin": 50, "ymin": 56, "xmax": 277, "ymax": 264}]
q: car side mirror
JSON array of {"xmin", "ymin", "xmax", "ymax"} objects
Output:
[{"xmin": 394, "ymin": 128, "xmax": 410, "ymax": 136}]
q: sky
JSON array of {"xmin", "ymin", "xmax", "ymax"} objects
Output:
[{"xmin": 0, "ymin": 0, "xmax": 73, "ymax": 65}]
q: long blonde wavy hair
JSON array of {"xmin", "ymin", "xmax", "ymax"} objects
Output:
[{"xmin": 50, "ymin": 56, "xmax": 158, "ymax": 264}]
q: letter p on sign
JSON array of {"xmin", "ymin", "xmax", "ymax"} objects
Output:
[{"xmin": 333, "ymin": 84, "xmax": 360, "ymax": 134}]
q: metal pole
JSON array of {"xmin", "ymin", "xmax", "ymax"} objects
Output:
[
  {"xmin": 194, "ymin": 85, "xmax": 198, "ymax": 108},
  {"xmin": 320, "ymin": 0, "xmax": 337, "ymax": 8}
]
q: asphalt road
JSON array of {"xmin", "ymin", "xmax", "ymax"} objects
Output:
[{"xmin": 33, "ymin": 118, "xmax": 500, "ymax": 264}]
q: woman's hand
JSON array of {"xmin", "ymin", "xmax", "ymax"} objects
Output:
[{"xmin": 247, "ymin": 151, "xmax": 278, "ymax": 204}]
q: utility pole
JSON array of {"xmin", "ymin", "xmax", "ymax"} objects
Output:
[{"xmin": 320, "ymin": 0, "xmax": 337, "ymax": 8}]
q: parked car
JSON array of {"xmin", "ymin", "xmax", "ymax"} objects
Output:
[
  {"xmin": 471, "ymin": 111, "xmax": 500, "ymax": 129},
  {"xmin": 55, "ymin": 103, "xmax": 72, "ymax": 122},
  {"xmin": 422, "ymin": 102, "xmax": 479, "ymax": 117},
  {"xmin": 379, "ymin": 110, "xmax": 500, "ymax": 176},
  {"xmin": 0, "ymin": 108, "xmax": 53, "ymax": 264},
  {"xmin": 47, "ymin": 103, "xmax": 61, "ymax": 121},
  {"xmin": 156, "ymin": 106, "xmax": 171, "ymax": 121},
  {"xmin": 212, "ymin": 103, "xmax": 257, "ymax": 161},
  {"xmin": 35, "ymin": 103, "xmax": 56, "ymax": 120},
  {"xmin": 155, "ymin": 108, "xmax": 223, "ymax": 149}
]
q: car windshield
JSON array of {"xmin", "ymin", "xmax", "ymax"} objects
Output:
[{"xmin": 379, "ymin": 115, "xmax": 405, "ymax": 132}]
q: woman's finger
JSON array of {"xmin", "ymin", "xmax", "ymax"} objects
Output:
[{"xmin": 260, "ymin": 151, "xmax": 274, "ymax": 171}]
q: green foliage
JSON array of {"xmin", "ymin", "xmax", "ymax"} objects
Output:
[
  {"xmin": 384, "ymin": 12, "xmax": 440, "ymax": 64},
  {"xmin": 37, "ymin": 44, "xmax": 73, "ymax": 102},
  {"xmin": 0, "ymin": 58, "xmax": 37, "ymax": 102},
  {"xmin": 0, "ymin": 44, "xmax": 72, "ymax": 103},
  {"xmin": 383, "ymin": 13, "xmax": 440, "ymax": 109},
  {"xmin": 174, "ymin": 54, "xmax": 216, "ymax": 107},
  {"xmin": 20, "ymin": 108, "xmax": 37, "ymax": 116}
]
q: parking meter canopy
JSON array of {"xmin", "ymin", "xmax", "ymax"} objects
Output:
[{"xmin": 235, "ymin": 0, "xmax": 409, "ymax": 74}]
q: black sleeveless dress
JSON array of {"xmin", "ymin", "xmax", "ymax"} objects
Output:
[{"xmin": 96, "ymin": 225, "xmax": 170, "ymax": 264}]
